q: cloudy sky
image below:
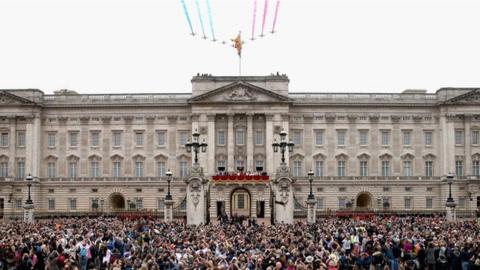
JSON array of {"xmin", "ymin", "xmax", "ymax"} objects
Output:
[{"xmin": 0, "ymin": 0, "xmax": 479, "ymax": 94}]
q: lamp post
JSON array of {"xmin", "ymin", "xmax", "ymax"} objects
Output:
[
  {"xmin": 445, "ymin": 173, "xmax": 457, "ymax": 221},
  {"xmin": 23, "ymin": 174, "xmax": 34, "ymax": 223},
  {"xmin": 25, "ymin": 174, "xmax": 33, "ymax": 205},
  {"xmin": 306, "ymin": 170, "xmax": 316, "ymax": 224},
  {"xmin": 164, "ymin": 169, "xmax": 174, "ymax": 222},
  {"xmin": 271, "ymin": 129, "xmax": 294, "ymax": 164},
  {"xmin": 307, "ymin": 170, "xmax": 315, "ymax": 200},
  {"xmin": 185, "ymin": 129, "xmax": 208, "ymax": 165},
  {"xmin": 165, "ymin": 169, "xmax": 173, "ymax": 200}
]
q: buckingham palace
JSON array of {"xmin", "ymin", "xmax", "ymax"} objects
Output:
[{"xmin": 0, "ymin": 74, "xmax": 480, "ymax": 222}]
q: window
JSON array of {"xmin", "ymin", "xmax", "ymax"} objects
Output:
[
  {"xmin": 426, "ymin": 187, "xmax": 433, "ymax": 192},
  {"xmin": 0, "ymin": 162, "xmax": 8, "ymax": 177},
  {"xmin": 425, "ymin": 160, "xmax": 434, "ymax": 177},
  {"xmin": 455, "ymin": 160, "xmax": 463, "ymax": 176},
  {"xmin": 135, "ymin": 188, "xmax": 142, "ymax": 193},
  {"xmin": 157, "ymin": 161, "xmax": 166, "ymax": 177},
  {"xmin": 0, "ymin": 132, "xmax": 8, "ymax": 146},
  {"xmin": 382, "ymin": 197, "xmax": 391, "ymax": 208},
  {"xmin": 338, "ymin": 198, "xmax": 347, "ymax": 209},
  {"xmin": 135, "ymin": 161, "xmax": 143, "ymax": 177},
  {"xmin": 157, "ymin": 131, "xmax": 166, "ymax": 146},
  {"xmin": 47, "ymin": 162, "xmax": 56, "ymax": 178},
  {"xmin": 337, "ymin": 130, "xmax": 346, "ymax": 146},
  {"xmin": 458, "ymin": 197, "xmax": 466, "ymax": 208},
  {"xmin": 381, "ymin": 131, "xmax": 390, "ymax": 146},
  {"xmin": 404, "ymin": 197, "xmax": 412, "ymax": 210},
  {"xmin": 403, "ymin": 160, "xmax": 412, "ymax": 177},
  {"xmin": 179, "ymin": 131, "xmax": 188, "ymax": 145},
  {"xmin": 112, "ymin": 131, "xmax": 122, "ymax": 146},
  {"xmin": 473, "ymin": 160, "xmax": 480, "ymax": 176},
  {"xmin": 47, "ymin": 133, "xmax": 56, "ymax": 147},
  {"xmin": 91, "ymin": 132, "xmax": 100, "ymax": 147},
  {"xmin": 426, "ymin": 197, "xmax": 433, "ymax": 209},
  {"xmin": 315, "ymin": 160, "xmax": 324, "ymax": 177},
  {"xmin": 316, "ymin": 197, "xmax": 324, "ymax": 209},
  {"xmin": 424, "ymin": 131, "xmax": 433, "ymax": 146},
  {"xmin": 360, "ymin": 161, "xmax": 368, "ymax": 177},
  {"xmin": 455, "ymin": 130, "xmax": 464, "ymax": 145},
  {"xmin": 48, "ymin": 188, "xmax": 54, "ymax": 193},
  {"xmin": 236, "ymin": 160, "xmax": 245, "ymax": 169},
  {"xmin": 113, "ymin": 161, "xmax": 121, "ymax": 177},
  {"xmin": 180, "ymin": 161, "xmax": 188, "ymax": 177},
  {"xmin": 255, "ymin": 160, "xmax": 264, "ymax": 168},
  {"xmin": 158, "ymin": 198, "xmax": 165, "ymax": 210},
  {"xmin": 472, "ymin": 130, "xmax": 480, "ymax": 145},
  {"xmin": 217, "ymin": 130, "xmax": 225, "ymax": 145},
  {"xmin": 69, "ymin": 132, "xmax": 78, "ymax": 147},
  {"xmin": 135, "ymin": 132, "xmax": 144, "ymax": 146},
  {"xmin": 91, "ymin": 188, "xmax": 98, "ymax": 193},
  {"xmin": 292, "ymin": 130, "xmax": 302, "ymax": 145},
  {"xmin": 405, "ymin": 187, "xmax": 412, "ymax": 192},
  {"xmin": 17, "ymin": 160, "xmax": 25, "ymax": 178},
  {"xmin": 338, "ymin": 160, "xmax": 346, "ymax": 177},
  {"xmin": 48, "ymin": 199, "xmax": 55, "ymax": 210},
  {"xmin": 383, "ymin": 187, "xmax": 390, "ymax": 192},
  {"xmin": 17, "ymin": 131, "xmax": 26, "ymax": 147},
  {"xmin": 13, "ymin": 199, "xmax": 21, "ymax": 209},
  {"xmin": 315, "ymin": 130, "xmax": 324, "ymax": 145},
  {"xmin": 69, "ymin": 162, "xmax": 77, "ymax": 178},
  {"xmin": 293, "ymin": 160, "xmax": 302, "ymax": 177},
  {"xmin": 90, "ymin": 161, "xmax": 100, "ymax": 177},
  {"xmin": 382, "ymin": 160, "xmax": 390, "ymax": 177},
  {"xmin": 359, "ymin": 130, "xmax": 368, "ymax": 145},
  {"xmin": 236, "ymin": 129, "xmax": 245, "ymax": 145},
  {"xmin": 135, "ymin": 198, "xmax": 143, "ymax": 209},
  {"xmin": 237, "ymin": 194, "xmax": 245, "ymax": 209},
  {"xmin": 255, "ymin": 130, "xmax": 264, "ymax": 145},
  {"xmin": 91, "ymin": 198, "xmax": 99, "ymax": 210},
  {"xmin": 403, "ymin": 131, "xmax": 411, "ymax": 146},
  {"xmin": 69, "ymin": 198, "xmax": 77, "ymax": 210},
  {"xmin": 217, "ymin": 160, "xmax": 226, "ymax": 170}
]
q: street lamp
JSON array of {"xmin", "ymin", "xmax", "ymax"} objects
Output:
[
  {"xmin": 446, "ymin": 173, "xmax": 455, "ymax": 205},
  {"xmin": 165, "ymin": 169, "xmax": 173, "ymax": 200},
  {"xmin": 185, "ymin": 129, "xmax": 208, "ymax": 164},
  {"xmin": 271, "ymin": 129, "xmax": 294, "ymax": 164},
  {"xmin": 307, "ymin": 170, "xmax": 315, "ymax": 200},
  {"xmin": 25, "ymin": 174, "xmax": 33, "ymax": 205}
]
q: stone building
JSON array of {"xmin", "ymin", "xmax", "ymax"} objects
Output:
[{"xmin": 0, "ymin": 74, "xmax": 479, "ymax": 222}]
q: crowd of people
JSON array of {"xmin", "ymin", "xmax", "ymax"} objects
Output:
[{"xmin": 0, "ymin": 216, "xmax": 479, "ymax": 270}]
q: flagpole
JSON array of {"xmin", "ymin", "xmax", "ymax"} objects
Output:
[{"xmin": 239, "ymin": 55, "xmax": 242, "ymax": 76}]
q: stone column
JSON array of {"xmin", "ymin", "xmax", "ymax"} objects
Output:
[
  {"xmin": 304, "ymin": 115, "xmax": 314, "ymax": 172},
  {"xmin": 207, "ymin": 114, "xmax": 216, "ymax": 176},
  {"xmin": 164, "ymin": 199, "xmax": 174, "ymax": 222},
  {"xmin": 306, "ymin": 197, "xmax": 316, "ymax": 224},
  {"xmin": 25, "ymin": 115, "xmax": 41, "ymax": 177},
  {"xmin": 465, "ymin": 116, "xmax": 472, "ymax": 176},
  {"xmin": 23, "ymin": 203, "xmax": 34, "ymax": 223},
  {"xmin": 227, "ymin": 114, "xmax": 235, "ymax": 172},
  {"xmin": 246, "ymin": 113, "xmax": 254, "ymax": 172},
  {"xmin": 167, "ymin": 116, "xmax": 178, "ymax": 173},
  {"xmin": 265, "ymin": 114, "xmax": 274, "ymax": 176}
]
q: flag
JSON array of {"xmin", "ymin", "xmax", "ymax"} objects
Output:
[{"xmin": 231, "ymin": 31, "xmax": 242, "ymax": 57}]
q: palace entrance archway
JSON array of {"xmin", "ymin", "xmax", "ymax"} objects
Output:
[
  {"xmin": 356, "ymin": 192, "xmax": 373, "ymax": 210},
  {"xmin": 230, "ymin": 188, "xmax": 251, "ymax": 218},
  {"xmin": 108, "ymin": 193, "xmax": 125, "ymax": 211}
]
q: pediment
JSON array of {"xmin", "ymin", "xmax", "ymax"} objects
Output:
[
  {"xmin": 188, "ymin": 81, "xmax": 292, "ymax": 104},
  {"xmin": 443, "ymin": 89, "xmax": 480, "ymax": 105},
  {"xmin": 0, "ymin": 91, "xmax": 38, "ymax": 106}
]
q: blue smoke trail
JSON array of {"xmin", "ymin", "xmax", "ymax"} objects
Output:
[
  {"xmin": 195, "ymin": 0, "xmax": 207, "ymax": 38},
  {"xmin": 180, "ymin": 0, "xmax": 195, "ymax": 35},
  {"xmin": 206, "ymin": 0, "xmax": 216, "ymax": 41}
]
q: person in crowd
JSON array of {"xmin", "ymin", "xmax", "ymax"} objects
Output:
[{"xmin": 0, "ymin": 216, "xmax": 479, "ymax": 270}]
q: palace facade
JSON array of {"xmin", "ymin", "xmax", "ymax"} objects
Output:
[{"xmin": 0, "ymin": 74, "xmax": 480, "ymax": 221}]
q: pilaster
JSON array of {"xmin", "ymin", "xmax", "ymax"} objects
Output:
[
  {"xmin": 265, "ymin": 113, "xmax": 274, "ymax": 175},
  {"xmin": 207, "ymin": 114, "xmax": 216, "ymax": 176},
  {"xmin": 227, "ymin": 114, "xmax": 234, "ymax": 172},
  {"xmin": 246, "ymin": 113, "xmax": 254, "ymax": 172}
]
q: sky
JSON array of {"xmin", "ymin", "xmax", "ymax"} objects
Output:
[{"xmin": 0, "ymin": 0, "xmax": 479, "ymax": 94}]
